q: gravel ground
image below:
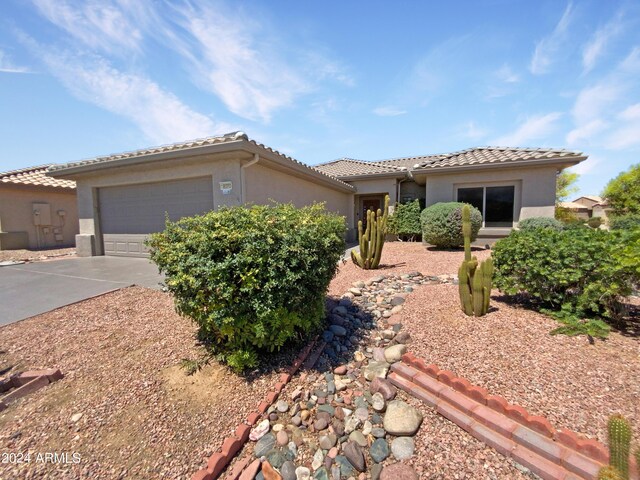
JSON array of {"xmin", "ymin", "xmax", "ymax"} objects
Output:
[
  {"xmin": 0, "ymin": 287, "xmax": 282, "ymax": 479},
  {"xmin": 400, "ymin": 282, "xmax": 640, "ymax": 444},
  {"xmin": 0, "ymin": 247, "xmax": 75, "ymax": 263},
  {"xmin": 331, "ymin": 241, "xmax": 490, "ymax": 297}
]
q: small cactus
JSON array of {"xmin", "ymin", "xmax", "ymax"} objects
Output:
[
  {"xmin": 458, "ymin": 204, "xmax": 492, "ymax": 316},
  {"xmin": 351, "ymin": 195, "xmax": 390, "ymax": 270},
  {"xmin": 598, "ymin": 466, "xmax": 625, "ymax": 480},
  {"xmin": 608, "ymin": 414, "xmax": 632, "ymax": 480}
]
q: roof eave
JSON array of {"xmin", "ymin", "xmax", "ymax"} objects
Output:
[{"xmin": 411, "ymin": 156, "xmax": 588, "ymax": 175}]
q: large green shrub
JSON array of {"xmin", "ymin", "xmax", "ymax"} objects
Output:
[
  {"xmin": 146, "ymin": 203, "xmax": 346, "ymax": 371},
  {"xmin": 388, "ymin": 199, "xmax": 422, "ymax": 241},
  {"xmin": 518, "ymin": 216, "xmax": 564, "ymax": 231},
  {"xmin": 610, "ymin": 214, "xmax": 640, "ymax": 231},
  {"xmin": 492, "ymin": 228, "xmax": 637, "ymax": 323},
  {"xmin": 421, "ymin": 202, "xmax": 482, "ymax": 248},
  {"xmin": 603, "ymin": 163, "xmax": 640, "ymax": 215},
  {"xmin": 588, "ymin": 216, "xmax": 603, "ymax": 229}
]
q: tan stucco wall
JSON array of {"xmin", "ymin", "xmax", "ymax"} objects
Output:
[
  {"xmin": 69, "ymin": 153, "xmax": 354, "ymax": 255},
  {"xmin": 424, "ymin": 166, "xmax": 558, "ymax": 224},
  {"xmin": 0, "ymin": 185, "xmax": 78, "ymax": 249},
  {"xmin": 244, "ymin": 163, "xmax": 354, "ymax": 235},
  {"xmin": 349, "ymin": 178, "xmax": 397, "ymax": 199}
]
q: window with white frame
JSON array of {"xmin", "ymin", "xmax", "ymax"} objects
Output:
[{"xmin": 457, "ymin": 185, "xmax": 515, "ymax": 227}]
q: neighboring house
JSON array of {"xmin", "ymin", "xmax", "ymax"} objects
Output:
[
  {"xmin": 47, "ymin": 133, "xmax": 587, "ymax": 257},
  {"xmin": 316, "ymin": 147, "xmax": 586, "ymax": 240},
  {"xmin": 560, "ymin": 195, "xmax": 611, "ymax": 222},
  {"xmin": 0, "ymin": 165, "xmax": 78, "ymax": 250},
  {"xmin": 47, "ymin": 132, "xmax": 355, "ymax": 257}
]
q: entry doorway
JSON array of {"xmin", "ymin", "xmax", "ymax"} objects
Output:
[{"xmin": 356, "ymin": 194, "xmax": 385, "ymax": 229}]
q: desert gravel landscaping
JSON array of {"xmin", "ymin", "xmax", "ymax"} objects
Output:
[
  {"xmin": 0, "ymin": 287, "xmax": 284, "ymax": 479},
  {"xmin": 0, "ymin": 247, "xmax": 75, "ymax": 263},
  {"xmin": 1, "ymin": 241, "xmax": 636, "ymax": 479}
]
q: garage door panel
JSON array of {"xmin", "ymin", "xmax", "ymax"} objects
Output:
[{"xmin": 99, "ymin": 177, "xmax": 214, "ymax": 257}]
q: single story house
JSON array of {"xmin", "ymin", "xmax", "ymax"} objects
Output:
[
  {"xmin": 0, "ymin": 165, "xmax": 78, "ymax": 250},
  {"xmin": 315, "ymin": 147, "xmax": 586, "ymax": 239},
  {"xmin": 47, "ymin": 132, "xmax": 355, "ymax": 257},
  {"xmin": 47, "ymin": 133, "xmax": 587, "ymax": 257},
  {"xmin": 560, "ymin": 195, "xmax": 611, "ymax": 222}
]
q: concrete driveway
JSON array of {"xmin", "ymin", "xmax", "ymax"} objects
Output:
[{"xmin": 0, "ymin": 256, "xmax": 164, "ymax": 326}]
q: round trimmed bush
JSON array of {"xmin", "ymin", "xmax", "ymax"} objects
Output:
[
  {"xmin": 518, "ymin": 216, "xmax": 564, "ymax": 231},
  {"xmin": 587, "ymin": 216, "xmax": 603, "ymax": 229},
  {"xmin": 420, "ymin": 202, "xmax": 482, "ymax": 247}
]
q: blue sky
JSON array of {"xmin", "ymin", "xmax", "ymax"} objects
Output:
[{"xmin": 1, "ymin": 1, "xmax": 639, "ymax": 197}]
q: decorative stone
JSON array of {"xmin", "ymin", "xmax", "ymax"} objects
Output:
[
  {"xmin": 344, "ymin": 416, "xmax": 361, "ymax": 434},
  {"xmin": 391, "ymin": 436, "xmax": 415, "ymax": 460},
  {"xmin": 379, "ymin": 463, "xmax": 418, "ymax": 480},
  {"xmin": 314, "ymin": 418, "xmax": 328, "ymax": 431},
  {"xmin": 295, "ymin": 466, "xmax": 311, "ymax": 480},
  {"xmin": 276, "ymin": 400, "xmax": 289, "ymax": 412},
  {"xmin": 265, "ymin": 449, "xmax": 287, "ymax": 469},
  {"xmin": 383, "ymin": 401, "xmax": 423, "ymax": 436},
  {"xmin": 364, "ymin": 361, "xmax": 390, "ymax": 381},
  {"xmin": 332, "ymin": 419, "xmax": 345, "ymax": 436},
  {"xmin": 354, "ymin": 407, "xmax": 369, "ymax": 422},
  {"xmin": 371, "ymin": 392, "xmax": 385, "ymax": 412},
  {"xmin": 370, "ymin": 378, "xmax": 397, "ymax": 401},
  {"xmin": 240, "ymin": 459, "xmax": 261, "ymax": 480},
  {"xmin": 354, "ymin": 351, "xmax": 366, "ymax": 362},
  {"xmin": 334, "ymin": 365, "xmax": 347, "ymax": 375},
  {"xmin": 349, "ymin": 430, "xmax": 367, "ymax": 447},
  {"xmin": 262, "ymin": 460, "xmax": 282, "ymax": 480},
  {"xmin": 372, "ymin": 348, "xmax": 386, "ymax": 362},
  {"xmin": 343, "ymin": 441, "xmax": 366, "ymax": 472},
  {"xmin": 334, "ymin": 456, "xmax": 355, "ymax": 477},
  {"xmin": 370, "ymin": 438, "xmax": 390, "ymax": 463},
  {"xmin": 383, "ymin": 344, "xmax": 407, "ymax": 363},
  {"xmin": 371, "ymin": 463, "xmax": 383, "ymax": 480},
  {"xmin": 361, "ymin": 420, "xmax": 372, "ymax": 436},
  {"xmin": 393, "ymin": 331, "xmax": 411, "ymax": 344},
  {"xmin": 255, "ymin": 432, "xmax": 276, "ymax": 458},
  {"xmin": 251, "ymin": 419, "xmax": 271, "ymax": 441},
  {"xmin": 277, "ymin": 430, "xmax": 289, "ymax": 446},
  {"xmin": 280, "ymin": 461, "xmax": 297, "ymax": 480},
  {"xmin": 352, "ymin": 281, "xmax": 365, "ymax": 288},
  {"xmin": 349, "ymin": 288, "xmax": 362, "ymax": 296},
  {"xmin": 71, "ymin": 413, "xmax": 83, "ymax": 422},
  {"xmin": 329, "ymin": 325, "xmax": 347, "ymax": 337},
  {"xmin": 312, "ymin": 449, "xmax": 324, "ymax": 471},
  {"xmin": 273, "ymin": 424, "xmax": 285, "ymax": 432},
  {"xmin": 319, "ymin": 434, "xmax": 337, "ymax": 450},
  {"xmin": 390, "ymin": 296, "xmax": 405, "ymax": 306},
  {"xmin": 313, "ymin": 467, "xmax": 329, "ymax": 480},
  {"xmin": 371, "ymin": 427, "xmax": 386, "ymax": 438}
]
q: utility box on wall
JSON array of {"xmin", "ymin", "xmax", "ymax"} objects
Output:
[{"xmin": 32, "ymin": 203, "xmax": 52, "ymax": 226}]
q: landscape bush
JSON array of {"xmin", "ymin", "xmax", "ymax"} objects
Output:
[
  {"xmin": 610, "ymin": 213, "xmax": 640, "ymax": 231},
  {"xmin": 388, "ymin": 199, "xmax": 422, "ymax": 241},
  {"xmin": 421, "ymin": 202, "xmax": 482, "ymax": 248},
  {"xmin": 518, "ymin": 216, "xmax": 564, "ymax": 231},
  {"xmin": 588, "ymin": 216, "xmax": 603, "ymax": 229},
  {"xmin": 492, "ymin": 228, "xmax": 638, "ymax": 334},
  {"xmin": 146, "ymin": 203, "xmax": 346, "ymax": 371}
]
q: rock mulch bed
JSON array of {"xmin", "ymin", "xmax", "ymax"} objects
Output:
[
  {"xmin": 0, "ymin": 247, "xmax": 75, "ymax": 263},
  {"xmin": 228, "ymin": 273, "xmax": 531, "ymax": 480}
]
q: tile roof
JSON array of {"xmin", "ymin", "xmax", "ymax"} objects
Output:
[
  {"xmin": 575, "ymin": 195, "xmax": 603, "ymax": 203},
  {"xmin": 413, "ymin": 146, "xmax": 584, "ymax": 170},
  {"xmin": 48, "ymin": 132, "xmax": 354, "ymax": 191},
  {"xmin": 314, "ymin": 158, "xmax": 407, "ymax": 177},
  {"xmin": 0, "ymin": 164, "xmax": 75, "ymax": 190}
]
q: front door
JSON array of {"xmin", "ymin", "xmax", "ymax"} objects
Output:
[{"xmin": 362, "ymin": 198, "xmax": 381, "ymax": 219}]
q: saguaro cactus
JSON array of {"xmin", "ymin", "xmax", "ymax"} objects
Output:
[
  {"xmin": 351, "ymin": 195, "xmax": 390, "ymax": 270},
  {"xmin": 458, "ymin": 204, "xmax": 493, "ymax": 316},
  {"xmin": 608, "ymin": 414, "xmax": 632, "ymax": 480}
]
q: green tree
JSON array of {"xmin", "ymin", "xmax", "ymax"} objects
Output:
[
  {"xmin": 603, "ymin": 164, "xmax": 640, "ymax": 215},
  {"xmin": 556, "ymin": 171, "xmax": 579, "ymax": 204}
]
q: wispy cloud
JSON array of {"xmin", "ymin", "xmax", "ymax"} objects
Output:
[
  {"xmin": 372, "ymin": 106, "xmax": 407, "ymax": 117},
  {"xmin": 582, "ymin": 11, "xmax": 625, "ymax": 73},
  {"xmin": 566, "ymin": 119, "xmax": 608, "ymax": 146},
  {"xmin": 492, "ymin": 113, "xmax": 563, "ymax": 146},
  {"xmin": 31, "ymin": 0, "xmax": 147, "ymax": 55},
  {"xmin": 459, "ymin": 121, "xmax": 487, "ymax": 141},
  {"xmin": 619, "ymin": 103, "xmax": 640, "ymax": 121},
  {"xmin": 0, "ymin": 50, "xmax": 31, "ymax": 73},
  {"xmin": 496, "ymin": 64, "xmax": 520, "ymax": 83},
  {"xmin": 30, "ymin": 44, "xmax": 229, "ymax": 143},
  {"xmin": 569, "ymin": 156, "xmax": 600, "ymax": 175},
  {"xmin": 530, "ymin": 3, "xmax": 574, "ymax": 75}
]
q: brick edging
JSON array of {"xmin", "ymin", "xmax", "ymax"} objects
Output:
[
  {"xmin": 392, "ymin": 352, "xmax": 639, "ymax": 480},
  {"xmin": 191, "ymin": 337, "xmax": 324, "ymax": 480},
  {"xmin": 0, "ymin": 369, "xmax": 64, "ymax": 411}
]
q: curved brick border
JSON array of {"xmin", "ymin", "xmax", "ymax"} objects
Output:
[
  {"xmin": 191, "ymin": 337, "xmax": 326, "ymax": 480},
  {"xmin": 392, "ymin": 352, "xmax": 639, "ymax": 480},
  {"xmin": 0, "ymin": 369, "xmax": 64, "ymax": 411}
]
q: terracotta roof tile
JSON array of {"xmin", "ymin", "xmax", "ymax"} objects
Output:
[
  {"xmin": 0, "ymin": 164, "xmax": 75, "ymax": 189},
  {"xmin": 48, "ymin": 132, "xmax": 354, "ymax": 191},
  {"xmin": 314, "ymin": 158, "xmax": 406, "ymax": 177}
]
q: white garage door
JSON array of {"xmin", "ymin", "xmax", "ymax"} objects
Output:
[{"xmin": 99, "ymin": 176, "xmax": 214, "ymax": 257}]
